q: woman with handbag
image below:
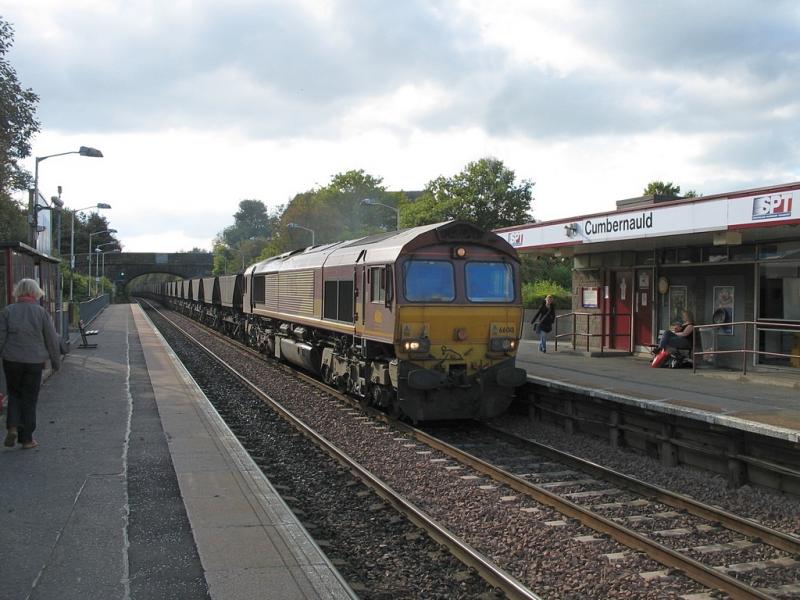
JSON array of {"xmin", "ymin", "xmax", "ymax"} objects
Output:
[
  {"xmin": 531, "ymin": 295, "xmax": 556, "ymax": 353},
  {"xmin": 0, "ymin": 279, "xmax": 62, "ymax": 449}
]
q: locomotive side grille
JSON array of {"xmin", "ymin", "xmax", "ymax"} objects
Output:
[
  {"xmin": 278, "ymin": 270, "xmax": 314, "ymax": 316},
  {"xmin": 264, "ymin": 273, "xmax": 278, "ymax": 310}
]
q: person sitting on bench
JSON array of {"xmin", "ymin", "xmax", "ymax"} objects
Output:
[{"xmin": 656, "ymin": 310, "xmax": 694, "ymax": 353}]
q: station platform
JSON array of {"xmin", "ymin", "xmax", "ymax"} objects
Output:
[
  {"xmin": 518, "ymin": 339, "xmax": 800, "ymax": 443},
  {"xmin": 0, "ymin": 304, "xmax": 355, "ymax": 600}
]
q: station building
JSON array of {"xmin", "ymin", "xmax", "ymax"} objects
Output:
[{"xmin": 496, "ymin": 182, "xmax": 800, "ymax": 369}]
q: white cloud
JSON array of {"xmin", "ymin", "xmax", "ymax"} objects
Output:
[{"xmin": 6, "ymin": 0, "xmax": 800, "ymax": 252}]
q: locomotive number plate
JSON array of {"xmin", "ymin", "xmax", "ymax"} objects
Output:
[{"xmin": 490, "ymin": 323, "xmax": 517, "ymax": 337}]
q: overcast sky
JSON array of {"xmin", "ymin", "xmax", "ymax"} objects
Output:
[{"xmin": 7, "ymin": 0, "xmax": 800, "ymax": 252}]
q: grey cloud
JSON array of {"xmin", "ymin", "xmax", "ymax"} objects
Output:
[
  {"xmin": 700, "ymin": 131, "xmax": 800, "ymax": 170},
  {"xmin": 581, "ymin": 1, "xmax": 800, "ymax": 83},
  {"xmin": 12, "ymin": 0, "xmax": 494, "ymax": 136}
]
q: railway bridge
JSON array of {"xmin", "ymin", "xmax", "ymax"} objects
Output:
[{"xmin": 75, "ymin": 251, "xmax": 213, "ymax": 287}]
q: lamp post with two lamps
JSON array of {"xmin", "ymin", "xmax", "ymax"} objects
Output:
[
  {"xmin": 360, "ymin": 198, "xmax": 401, "ymax": 231},
  {"xmin": 88, "ymin": 229, "xmax": 117, "ymax": 296},
  {"xmin": 96, "ymin": 247, "xmax": 120, "ymax": 297},
  {"xmin": 31, "ymin": 146, "xmax": 103, "ymax": 247},
  {"xmin": 70, "ymin": 203, "xmax": 111, "ymax": 302},
  {"xmin": 287, "ymin": 222, "xmax": 315, "ymax": 246}
]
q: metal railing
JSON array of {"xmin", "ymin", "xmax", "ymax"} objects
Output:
[
  {"xmin": 553, "ymin": 312, "xmax": 632, "ymax": 353},
  {"xmin": 77, "ymin": 294, "xmax": 109, "ymax": 327},
  {"xmin": 692, "ymin": 320, "xmax": 800, "ymax": 374}
]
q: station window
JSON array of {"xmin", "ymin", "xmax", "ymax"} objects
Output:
[
  {"xmin": 702, "ymin": 247, "xmax": 728, "ymax": 263},
  {"xmin": 730, "ymin": 246, "xmax": 755, "ymax": 262},
  {"xmin": 759, "ymin": 241, "xmax": 800, "ymax": 261},
  {"xmin": 676, "ymin": 247, "xmax": 700, "ymax": 264},
  {"xmin": 370, "ymin": 267, "xmax": 385, "ymax": 303}
]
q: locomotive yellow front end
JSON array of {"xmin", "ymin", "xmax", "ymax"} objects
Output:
[{"xmin": 392, "ymin": 243, "xmax": 527, "ymax": 421}]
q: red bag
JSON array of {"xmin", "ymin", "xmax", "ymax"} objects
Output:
[
  {"xmin": 651, "ymin": 349, "xmax": 670, "ymax": 368},
  {"xmin": 0, "ymin": 393, "xmax": 5, "ymax": 414}
]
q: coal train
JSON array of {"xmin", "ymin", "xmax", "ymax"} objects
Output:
[{"xmin": 148, "ymin": 220, "xmax": 527, "ymax": 421}]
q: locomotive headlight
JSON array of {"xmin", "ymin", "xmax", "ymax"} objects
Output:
[
  {"xmin": 490, "ymin": 337, "xmax": 516, "ymax": 352},
  {"xmin": 403, "ymin": 338, "xmax": 430, "ymax": 353}
]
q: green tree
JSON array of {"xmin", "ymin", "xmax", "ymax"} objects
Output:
[
  {"xmin": 59, "ymin": 209, "xmax": 120, "ymax": 256},
  {"xmin": 520, "ymin": 255, "xmax": 572, "ymax": 290},
  {"xmin": 643, "ymin": 181, "xmax": 681, "ymax": 196},
  {"xmin": 0, "ymin": 194, "xmax": 26, "ymax": 240},
  {"xmin": 403, "ymin": 158, "xmax": 533, "ymax": 230},
  {"xmin": 213, "ymin": 199, "xmax": 282, "ymax": 274},
  {"xmin": 0, "ymin": 18, "xmax": 39, "ymax": 196},
  {"xmin": 271, "ymin": 169, "xmax": 402, "ymax": 255},
  {"xmin": 222, "ymin": 199, "xmax": 278, "ymax": 246},
  {"xmin": 0, "ymin": 17, "xmax": 40, "ymax": 242}
]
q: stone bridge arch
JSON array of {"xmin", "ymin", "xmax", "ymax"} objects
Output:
[{"xmin": 76, "ymin": 252, "xmax": 214, "ymax": 287}]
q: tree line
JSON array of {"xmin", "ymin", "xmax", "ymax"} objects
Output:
[{"xmin": 213, "ymin": 158, "xmax": 534, "ymax": 274}]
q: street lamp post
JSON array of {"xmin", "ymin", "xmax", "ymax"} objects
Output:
[
  {"xmin": 360, "ymin": 198, "xmax": 400, "ymax": 231},
  {"xmin": 70, "ymin": 203, "xmax": 111, "ymax": 302},
  {"xmin": 287, "ymin": 223, "xmax": 315, "ymax": 246},
  {"xmin": 100, "ymin": 249, "xmax": 121, "ymax": 298},
  {"xmin": 95, "ymin": 243, "xmax": 117, "ymax": 292},
  {"xmin": 31, "ymin": 146, "xmax": 103, "ymax": 247},
  {"xmin": 88, "ymin": 228, "xmax": 117, "ymax": 296}
]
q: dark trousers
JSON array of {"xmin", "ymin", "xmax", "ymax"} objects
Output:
[
  {"xmin": 3, "ymin": 360, "xmax": 43, "ymax": 444},
  {"xmin": 657, "ymin": 331, "xmax": 691, "ymax": 352}
]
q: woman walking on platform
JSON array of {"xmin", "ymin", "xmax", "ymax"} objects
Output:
[{"xmin": 0, "ymin": 279, "xmax": 61, "ymax": 449}]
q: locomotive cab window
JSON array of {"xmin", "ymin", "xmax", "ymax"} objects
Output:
[
  {"xmin": 465, "ymin": 262, "xmax": 514, "ymax": 302},
  {"xmin": 370, "ymin": 267, "xmax": 385, "ymax": 303},
  {"xmin": 404, "ymin": 260, "xmax": 455, "ymax": 302}
]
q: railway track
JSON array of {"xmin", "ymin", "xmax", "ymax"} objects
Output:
[
  {"xmin": 142, "ymin": 300, "xmax": 800, "ymax": 598},
  {"xmin": 140, "ymin": 300, "xmax": 539, "ymax": 600},
  {"xmin": 416, "ymin": 423, "xmax": 800, "ymax": 599}
]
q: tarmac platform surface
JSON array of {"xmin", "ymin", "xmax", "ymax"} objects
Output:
[
  {"xmin": 0, "ymin": 304, "xmax": 354, "ymax": 600},
  {"xmin": 518, "ymin": 339, "xmax": 800, "ymax": 442}
]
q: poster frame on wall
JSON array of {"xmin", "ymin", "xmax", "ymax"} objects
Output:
[
  {"xmin": 668, "ymin": 285, "xmax": 687, "ymax": 325},
  {"xmin": 713, "ymin": 285, "xmax": 735, "ymax": 335}
]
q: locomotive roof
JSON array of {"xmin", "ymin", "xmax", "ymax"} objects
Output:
[{"xmin": 249, "ymin": 221, "xmax": 517, "ymax": 274}]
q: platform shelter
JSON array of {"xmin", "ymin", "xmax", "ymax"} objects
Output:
[{"xmin": 496, "ymin": 182, "xmax": 800, "ymax": 370}]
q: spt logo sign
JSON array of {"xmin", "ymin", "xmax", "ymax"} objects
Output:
[
  {"xmin": 508, "ymin": 231, "xmax": 523, "ymax": 246},
  {"xmin": 752, "ymin": 193, "xmax": 793, "ymax": 220}
]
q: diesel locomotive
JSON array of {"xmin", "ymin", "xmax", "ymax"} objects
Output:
[{"xmin": 154, "ymin": 220, "xmax": 527, "ymax": 421}]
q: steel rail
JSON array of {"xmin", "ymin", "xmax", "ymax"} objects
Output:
[
  {"xmin": 399, "ymin": 424, "xmax": 778, "ymax": 600},
  {"xmin": 142, "ymin": 302, "xmax": 542, "ymax": 600},
  {"xmin": 480, "ymin": 423, "xmax": 800, "ymax": 555}
]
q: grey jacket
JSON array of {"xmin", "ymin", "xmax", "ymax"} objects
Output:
[{"xmin": 0, "ymin": 301, "xmax": 62, "ymax": 369}]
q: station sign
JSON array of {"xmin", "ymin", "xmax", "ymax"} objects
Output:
[{"xmin": 498, "ymin": 188, "xmax": 799, "ymax": 250}]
